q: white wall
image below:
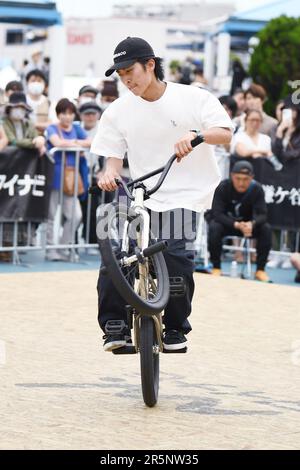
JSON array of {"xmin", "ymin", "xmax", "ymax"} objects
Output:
[
  {"xmin": 64, "ymin": 17, "xmax": 200, "ymax": 78},
  {"xmin": 0, "ymin": 18, "xmax": 202, "ymax": 81}
]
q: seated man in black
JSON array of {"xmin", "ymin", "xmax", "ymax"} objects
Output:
[{"xmin": 208, "ymin": 160, "xmax": 271, "ymax": 282}]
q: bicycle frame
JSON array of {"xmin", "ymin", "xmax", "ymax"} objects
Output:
[{"xmin": 125, "ymin": 186, "xmax": 164, "ymax": 353}]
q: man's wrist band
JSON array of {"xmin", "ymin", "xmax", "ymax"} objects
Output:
[{"xmin": 190, "ymin": 130, "xmax": 205, "ymax": 142}]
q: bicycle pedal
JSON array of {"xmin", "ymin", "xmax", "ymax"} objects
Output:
[
  {"xmin": 112, "ymin": 345, "xmax": 137, "ymax": 355},
  {"xmin": 105, "ymin": 320, "xmax": 127, "ymax": 335},
  {"xmin": 163, "ymin": 347, "xmax": 187, "ymax": 354}
]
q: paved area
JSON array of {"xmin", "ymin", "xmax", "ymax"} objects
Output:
[{"xmin": 1, "ymin": 271, "xmax": 300, "ymax": 450}]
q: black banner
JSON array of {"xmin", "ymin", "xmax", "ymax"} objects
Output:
[
  {"xmin": 0, "ymin": 147, "xmax": 54, "ymax": 222},
  {"xmin": 231, "ymin": 156, "xmax": 300, "ymax": 230}
]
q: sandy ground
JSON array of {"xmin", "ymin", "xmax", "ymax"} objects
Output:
[{"xmin": 0, "ymin": 271, "xmax": 300, "ymax": 450}]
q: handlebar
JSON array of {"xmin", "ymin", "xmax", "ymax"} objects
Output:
[{"xmin": 89, "ymin": 134, "xmax": 204, "ymax": 198}]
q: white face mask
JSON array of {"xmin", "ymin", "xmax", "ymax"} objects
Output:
[
  {"xmin": 101, "ymin": 101, "xmax": 110, "ymax": 110},
  {"xmin": 10, "ymin": 107, "xmax": 26, "ymax": 121},
  {"xmin": 79, "ymin": 97, "xmax": 95, "ymax": 105},
  {"xmin": 28, "ymin": 81, "xmax": 45, "ymax": 96}
]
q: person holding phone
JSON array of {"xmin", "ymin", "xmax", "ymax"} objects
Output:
[{"xmin": 272, "ymin": 97, "xmax": 300, "ymax": 163}]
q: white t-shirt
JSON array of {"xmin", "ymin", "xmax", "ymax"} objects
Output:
[
  {"xmin": 231, "ymin": 129, "xmax": 272, "ymax": 155},
  {"xmin": 91, "ymin": 81, "xmax": 234, "ymax": 213}
]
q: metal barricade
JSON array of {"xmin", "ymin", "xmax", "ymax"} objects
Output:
[
  {"xmin": 0, "ymin": 147, "xmax": 104, "ymax": 265},
  {"xmin": 1, "ymin": 148, "xmax": 299, "ymax": 266}
]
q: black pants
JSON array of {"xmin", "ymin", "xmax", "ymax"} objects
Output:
[
  {"xmin": 97, "ymin": 208, "xmax": 197, "ymax": 335},
  {"xmin": 80, "ymin": 182, "xmax": 115, "ymax": 244},
  {"xmin": 208, "ymin": 220, "xmax": 272, "ymax": 270}
]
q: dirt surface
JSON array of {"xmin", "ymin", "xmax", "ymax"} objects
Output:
[{"xmin": 1, "ymin": 271, "xmax": 300, "ymax": 450}]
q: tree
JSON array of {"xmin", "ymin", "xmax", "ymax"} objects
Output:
[{"xmin": 249, "ymin": 15, "xmax": 300, "ymax": 115}]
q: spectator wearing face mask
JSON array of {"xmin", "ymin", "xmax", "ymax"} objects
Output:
[
  {"xmin": 2, "ymin": 92, "xmax": 46, "ymax": 155},
  {"xmin": 26, "ymin": 69, "xmax": 51, "ymax": 134},
  {"xmin": 75, "ymin": 85, "xmax": 99, "ymax": 121},
  {"xmin": 0, "ymin": 81, "xmax": 24, "ymax": 118},
  {"xmin": 77, "ymin": 85, "xmax": 99, "ymax": 107},
  {"xmin": 99, "ymin": 80, "xmax": 119, "ymax": 110},
  {"xmin": 0, "ymin": 93, "xmax": 46, "ymax": 263}
]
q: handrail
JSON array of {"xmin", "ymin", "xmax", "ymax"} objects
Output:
[{"xmin": 49, "ymin": 146, "xmax": 90, "ymax": 155}]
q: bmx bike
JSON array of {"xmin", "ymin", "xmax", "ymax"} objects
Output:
[{"xmin": 89, "ymin": 135, "xmax": 203, "ymax": 407}]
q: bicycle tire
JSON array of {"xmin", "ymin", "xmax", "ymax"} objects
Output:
[
  {"xmin": 140, "ymin": 316, "xmax": 159, "ymax": 407},
  {"xmin": 98, "ymin": 203, "xmax": 170, "ymax": 316}
]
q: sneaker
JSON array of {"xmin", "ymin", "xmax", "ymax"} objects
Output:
[
  {"xmin": 103, "ymin": 320, "xmax": 132, "ymax": 352},
  {"xmin": 87, "ymin": 248, "xmax": 100, "ymax": 256},
  {"xmin": 46, "ymin": 250, "xmax": 64, "ymax": 261},
  {"xmin": 266, "ymin": 256, "xmax": 282, "ymax": 269},
  {"xmin": 103, "ymin": 333, "xmax": 127, "ymax": 352},
  {"xmin": 255, "ymin": 270, "xmax": 270, "ymax": 282},
  {"xmin": 59, "ymin": 250, "xmax": 80, "ymax": 262},
  {"xmin": 163, "ymin": 330, "xmax": 187, "ymax": 351},
  {"xmin": 211, "ymin": 268, "xmax": 221, "ymax": 276}
]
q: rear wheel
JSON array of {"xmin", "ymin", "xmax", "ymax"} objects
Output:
[{"xmin": 140, "ymin": 315, "xmax": 159, "ymax": 407}]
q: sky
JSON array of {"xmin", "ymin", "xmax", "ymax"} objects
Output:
[{"xmin": 55, "ymin": 0, "xmax": 270, "ymax": 18}]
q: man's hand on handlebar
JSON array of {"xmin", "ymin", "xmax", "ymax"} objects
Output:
[
  {"xmin": 175, "ymin": 131, "xmax": 198, "ymax": 162},
  {"xmin": 97, "ymin": 169, "xmax": 120, "ymax": 191}
]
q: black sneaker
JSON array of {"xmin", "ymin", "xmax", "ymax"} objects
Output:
[
  {"xmin": 103, "ymin": 320, "xmax": 132, "ymax": 352},
  {"xmin": 163, "ymin": 330, "xmax": 187, "ymax": 351},
  {"xmin": 295, "ymin": 271, "xmax": 300, "ymax": 283},
  {"xmin": 103, "ymin": 334, "xmax": 127, "ymax": 352}
]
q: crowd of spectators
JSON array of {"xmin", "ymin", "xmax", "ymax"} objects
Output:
[{"xmin": 0, "ymin": 55, "xmax": 299, "ymax": 284}]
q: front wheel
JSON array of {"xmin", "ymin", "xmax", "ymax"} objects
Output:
[
  {"xmin": 97, "ymin": 203, "xmax": 170, "ymax": 315},
  {"xmin": 140, "ymin": 316, "xmax": 160, "ymax": 407}
]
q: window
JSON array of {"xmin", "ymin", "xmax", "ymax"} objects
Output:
[{"xmin": 6, "ymin": 29, "xmax": 24, "ymax": 45}]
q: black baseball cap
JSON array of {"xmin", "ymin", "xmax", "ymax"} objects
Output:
[
  {"xmin": 79, "ymin": 102, "xmax": 102, "ymax": 115},
  {"xmin": 105, "ymin": 37, "xmax": 156, "ymax": 77},
  {"xmin": 79, "ymin": 85, "xmax": 99, "ymax": 97},
  {"xmin": 231, "ymin": 161, "xmax": 254, "ymax": 176}
]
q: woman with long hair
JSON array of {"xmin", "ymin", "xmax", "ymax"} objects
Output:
[{"xmin": 272, "ymin": 100, "xmax": 300, "ymax": 162}]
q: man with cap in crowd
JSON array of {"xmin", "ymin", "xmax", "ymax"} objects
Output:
[
  {"xmin": 91, "ymin": 36, "xmax": 233, "ymax": 352},
  {"xmin": 77, "ymin": 85, "xmax": 99, "ymax": 107},
  {"xmin": 208, "ymin": 160, "xmax": 272, "ymax": 282}
]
